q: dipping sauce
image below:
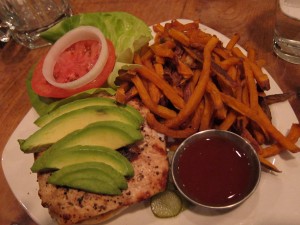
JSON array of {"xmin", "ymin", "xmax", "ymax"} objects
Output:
[{"xmin": 172, "ymin": 130, "xmax": 260, "ymax": 208}]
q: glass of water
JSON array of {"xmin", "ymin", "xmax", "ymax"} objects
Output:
[
  {"xmin": 273, "ymin": 0, "xmax": 300, "ymax": 64},
  {"xmin": 0, "ymin": 0, "xmax": 72, "ymax": 49}
]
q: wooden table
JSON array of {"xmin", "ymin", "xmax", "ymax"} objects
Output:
[{"xmin": 1, "ymin": 0, "xmax": 299, "ymax": 224}]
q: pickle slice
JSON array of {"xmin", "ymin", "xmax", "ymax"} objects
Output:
[{"xmin": 150, "ymin": 190, "xmax": 182, "ymax": 218}]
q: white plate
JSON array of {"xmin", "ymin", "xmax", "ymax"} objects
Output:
[{"xmin": 2, "ymin": 19, "xmax": 300, "ymax": 225}]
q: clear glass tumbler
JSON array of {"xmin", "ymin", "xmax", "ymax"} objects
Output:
[
  {"xmin": 0, "ymin": 0, "xmax": 72, "ymax": 49},
  {"xmin": 273, "ymin": 0, "xmax": 300, "ymax": 64}
]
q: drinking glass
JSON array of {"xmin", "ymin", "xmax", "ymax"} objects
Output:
[
  {"xmin": 273, "ymin": 0, "xmax": 300, "ymax": 64},
  {"xmin": 0, "ymin": 0, "xmax": 72, "ymax": 49}
]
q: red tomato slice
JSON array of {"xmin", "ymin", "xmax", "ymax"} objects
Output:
[{"xmin": 31, "ymin": 39, "xmax": 115, "ymax": 98}]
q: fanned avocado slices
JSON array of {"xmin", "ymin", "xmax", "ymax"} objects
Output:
[
  {"xmin": 48, "ymin": 162, "xmax": 128, "ymax": 195},
  {"xmin": 32, "ymin": 145, "xmax": 134, "ymax": 177},
  {"xmin": 21, "ymin": 98, "xmax": 145, "ymax": 195}
]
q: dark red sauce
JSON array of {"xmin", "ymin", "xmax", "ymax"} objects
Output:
[{"xmin": 174, "ymin": 135, "xmax": 257, "ymax": 207}]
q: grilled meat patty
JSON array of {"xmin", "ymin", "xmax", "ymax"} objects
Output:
[{"xmin": 36, "ymin": 99, "xmax": 169, "ymax": 225}]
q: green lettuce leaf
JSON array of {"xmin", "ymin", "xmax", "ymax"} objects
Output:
[
  {"xmin": 29, "ymin": 12, "xmax": 152, "ymax": 115},
  {"xmin": 41, "ymin": 11, "xmax": 152, "ymax": 63}
]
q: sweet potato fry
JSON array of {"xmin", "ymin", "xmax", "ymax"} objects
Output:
[
  {"xmin": 148, "ymin": 82, "xmax": 161, "ymax": 104},
  {"xmin": 259, "ymin": 155, "xmax": 281, "ymax": 173},
  {"xmin": 189, "ymin": 29, "xmax": 212, "ymax": 47},
  {"xmin": 125, "ymin": 86, "xmax": 138, "ymax": 102},
  {"xmin": 248, "ymin": 61, "xmax": 270, "ymax": 91},
  {"xmin": 227, "ymin": 65, "xmax": 238, "ymax": 81},
  {"xmin": 200, "ymin": 95, "xmax": 214, "ymax": 130},
  {"xmin": 150, "ymin": 43, "xmax": 175, "ymax": 58},
  {"xmin": 141, "ymin": 49, "xmax": 154, "ymax": 62},
  {"xmin": 172, "ymin": 20, "xmax": 199, "ymax": 32},
  {"xmin": 232, "ymin": 46, "xmax": 270, "ymax": 90},
  {"xmin": 243, "ymin": 61, "xmax": 259, "ymax": 109},
  {"xmin": 214, "ymin": 72, "xmax": 236, "ymax": 96},
  {"xmin": 257, "ymin": 106, "xmax": 271, "ymax": 142},
  {"xmin": 261, "ymin": 123, "xmax": 300, "ymax": 158},
  {"xmin": 242, "ymin": 84, "xmax": 250, "ymax": 106},
  {"xmin": 219, "ymin": 57, "xmax": 241, "ymax": 70},
  {"xmin": 154, "ymin": 63, "xmax": 164, "ymax": 77},
  {"xmin": 206, "ymin": 80, "xmax": 227, "ymax": 119},
  {"xmin": 153, "ymin": 23, "xmax": 165, "ymax": 34},
  {"xmin": 136, "ymin": 65, "xmax": 185, "ymax": 109},
  {"xmin": 207, "ymin": 80, "xmax": 224, "ymax": 110},
  {"xmin": 141, "ymin": 59, "xmax": 162, "ymax": 104},
  {"xmin": 213, "ymin": 53, "xmax": 221, "ymax": 64},
  {"xmin": 165, "ymin": 36, "xmax": 219, "ymax": 128},
  {"xmin": 226, "ymin": 33, "xmax": 240, "ymax": 50},
  {"xmin": 168, "ymin": 28, "xmax": 190, "ymax": 46},
  {"xmin": 131, "ymin": 75, "xmax": 177, "ymax": 119},
  {"xmin": 221, "ymin": 92, "xmax": 300, "ymax": 153},
  {"xmin": 177, "ymin": 59, "xmax": 193, "ymax": 78},
  {"xmin": 246, "ymin": 44, "xmax": 256, "ymax": 62},
  {"xmin": 115, "ymin": 82, "xmax": 129, "ymax": 104},
  {"xmin": 155, "ymin": 55, "xmax": 165, "ymax": 64},
  {"xmin": 241, "ymin": 128, "xmax": 263, "ymax": 155},
  {"xmin": 232, "ymin": 46, "xmax": 247, "ymax": 59},
  {"xmin": 214, "ymin": 47, "xmax": 231, "ymax": 59},
  {"xmin": 146, "ymin": 112, "xmax": 196, "ymax": 138},
  {"xmin": 142, "ymin": 58, "xmax": 155, "ymax": 71},
  {"xmin": 256, "ymin": 59, "xmax": 266, "ymax": 67},
  {"xmin": 189, "ymin": 69, "xmax": 201, "ymax": 94},
  {"xmin": 190, "ymin": 100, "xmax": 205, "ymax": 130},
  {"xmin": 218, "ymin": 110, "xmax": 237, "ymax": 130},
  {"xmin": 236, "ymin": 115, "xmax": 249, "ymax": 130},
  {"xmin": 251, "ymin": 124, "xmax": 266, "ymax": 145}
]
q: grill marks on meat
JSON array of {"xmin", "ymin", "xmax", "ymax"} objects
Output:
[{"xmin": 37, "ymin": 100, "xmax": 168, "ymax": 225}]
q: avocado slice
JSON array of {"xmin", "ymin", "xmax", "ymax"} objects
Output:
[
  {"xmin": 48, "ymin": 161, "xmax": 128, "ymax": 189},
  {"xmin": 31, "ymin": 145, "xmax": 134, "ymax": 177},
  {"xmin": 34, "ymin": 97, "xmax": 143, "ymax": 127},
  {"xmin": 43, "ymin": 121, "xmax": 143, "ymax": 153},
  {"xmin": 48, "ymin": 162, "xmax": 126, "ymax": 195},
  {"xmin": 59, "ymin": 178, "xmax": 122, "ymax": 195},
  {"xmin": 19, "ymin": 106, "xmax": 140, "ymax": 153}
]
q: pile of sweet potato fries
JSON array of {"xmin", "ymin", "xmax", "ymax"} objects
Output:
[{"xmin": 115, "ymin": 19, "xmax": 300, "ymax": 172}]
